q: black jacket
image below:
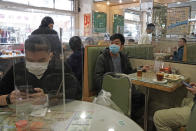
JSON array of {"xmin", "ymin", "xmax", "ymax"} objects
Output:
[
  {"xmin": 67, "ymin": 49, "xmax": 84, "ymax": 83},
  {"xmin": 0, "ymin": 59, "xmax": 81, "ymax": 100},
  {"xmin": 31, "ymin": 27, "xmax": 61, "ymax": 57},
  {"xmin": 95, "ymin": 48, "xmax": 136, "ymax": 93},
  {"xmin": 31, "ymin": 27, "xmax": 58, "ymax": 35}
]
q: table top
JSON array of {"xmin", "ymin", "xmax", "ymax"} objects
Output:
[
  {"xmin": 0, "ymin": 54, "xmax": 24, "ymax": 59},
  {"xmin": 0, "ymin": 101, "xmax": 143, "ymax": 131},
  {"xmin": 128, "ymin": 72, "xmax": 189, "ymax": 92}
]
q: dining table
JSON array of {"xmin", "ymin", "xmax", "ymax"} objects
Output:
[
  {"xmin": 0, "ymin": 54, "xmax": 24, "ymax": 59},
  {"xmin": 128, "ymin": 72, "xmax": 190, "ymax": 131},
  {"xmin": 0, "ymin": 100, "xmax": 143, "ymax": 131}
]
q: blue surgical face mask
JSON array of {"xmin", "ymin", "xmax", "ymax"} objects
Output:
[{"xmin": 109, "ymin": 44, "xmax": 120, "ymax": 54}]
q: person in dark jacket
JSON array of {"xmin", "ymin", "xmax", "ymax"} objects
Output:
[
  {"xmin": 31, "ymin": 16, "xmax": 57, "ymax": 35},
  {"xmin": 173, "ymin": 38, "xmax": 186, "ymax": 61},
  {"xmin": 95, "ymin": 33, "xmax": 145, "ymax": 122},
  {"xmin": 95, "ymin": 33, "xmax": 136, "ymax": 93},
  {"xmin": 0, "ymin": 35, "xmax": 81, "ymax": 106},
  {"xmin": 186, "ymin": 82, "xmax": 196, "ymax": 131},
  {"xmin": 67, "ymin": 36, "xmax": 83, "ymax": 84},
  {"xmin": 31, "ymin": 16, "xmax": 61, "ymax": 57}
]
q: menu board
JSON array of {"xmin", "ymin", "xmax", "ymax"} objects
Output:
[
  {"xmin": 167, "ymin": 7, "xmax": 190, "ymax": 35},
  {"xmin": 93, "ymin": 12, "xmax": 107, "ymax": 33},
  {"xmin": 113, "ymin": 14, "xmax": 124, "ymax": 34}
]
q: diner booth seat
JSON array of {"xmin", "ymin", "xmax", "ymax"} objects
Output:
[
  {"xmin": 82, "ymin": 44, "xmax": 154, "ymax": 102},
  {"xmin": 123, "ymin": 44, "xmax": 153, "ymax": 59},
  {"xmin": 186, "ymin": 44, "xmax": 196, "ymax": 64},
  {"xmin": 102, "ymin": 72, "xmax": 132, "ymax": 116},
  {"xmin": 82, "ymin": 45, "xmax": 106, "ymax": 101}
]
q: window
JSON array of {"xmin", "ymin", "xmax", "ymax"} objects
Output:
[
  {"xmin": 55, "ymin": 0, "xmax": 73, "ymax": 11},
  {"xmin": 124, "ymin": 12, "xmax": 140, "ymax": 22},
  {"xmin": 2, "ymin": 0, "xmax": 29, "ymax": 5},
  {"xmin": 29, "ymin": 0, "xmax": 53, "ymax": 8},
  {"xmin": 2, "ymin": 0, "xmax": 74, "ymax": 11}
]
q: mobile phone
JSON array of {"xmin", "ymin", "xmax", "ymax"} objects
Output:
[
  {"xmin": 17, "ymin": 85, "xmax": 36, "ymax": 94},
  {"xmin": 182, "ymin": 81, "xmax": 192, "ymax": 88},
  {"xmin": 28, "ymin": 88, "xmax": 36, "ymax": 94}
]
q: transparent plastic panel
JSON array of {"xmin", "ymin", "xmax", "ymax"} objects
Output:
[{"xmin": 8, "ymin": 34, "xmax": 65, "ymax": 130}]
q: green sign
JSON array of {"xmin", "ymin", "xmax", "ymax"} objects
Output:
[
  {"xmin": 93, "ymin": 12, "xmax": 107, "ymax": 33},
  {"xmin": 113, "ymin": 14, "xmax": 124, "ymax": 34}
]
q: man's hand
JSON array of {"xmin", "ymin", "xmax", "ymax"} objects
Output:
[
  {"xmin": 172, "ymin": 46, "xmax": 177, "ymax": 52},
  {"xmin": 10, "ymin": 90, "xmax": 20, "ymax": 104},
  {"xmin": 186, "ymin": 82, "xmax": 196, "ymax": 95},
  {"xmin": 29, "ymin": 88, "xmax": 47, "ymax": 105},
  {"xmin": 29, "ymin": 88, "xmax": 44, "ymax": 98}
]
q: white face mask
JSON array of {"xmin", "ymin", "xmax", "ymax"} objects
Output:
[{"xmin": 26, "ymin": 61, "xmax": 49, "ymax": 79}]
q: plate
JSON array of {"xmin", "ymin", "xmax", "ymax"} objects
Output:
[
  {"xmin": 153, "ymin": 79, "xmax": 167, "ymax": 84},
  {"xmin": 164, "ymin": 74, "xmax": 184, "ymax": 81}
]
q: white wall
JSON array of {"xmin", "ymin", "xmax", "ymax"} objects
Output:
[{"xmin": 78, "ymin": 0, "xmax": 93, "ymax": 36}]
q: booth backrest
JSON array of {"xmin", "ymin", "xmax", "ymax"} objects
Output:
[
  {"xmin": 187, "ymin": 44, "xmax": 196, "ymax": 64},
  {"xmin": 83, "ymin": 45, "xmax": 106, "ymax": 101},
  {"xmin": 123, "ymin": 44, "xmax": 153, "ymax": 59}
]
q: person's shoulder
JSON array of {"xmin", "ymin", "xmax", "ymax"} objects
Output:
[
  {"xmin": 31, "ymin": 28, "xmax": 40, "ymax": 35},
  {"xmin": 51, "ymin": 29, "xmax": 58, "ymax": 34},
  {"xmin": 31, "ymin": 27, "xmax": 57, "ymax": 35}
]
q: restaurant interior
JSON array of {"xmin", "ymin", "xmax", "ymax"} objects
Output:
[{"xmin": 0, "ymin": 0, "xmax": 196, "ymax": 131}]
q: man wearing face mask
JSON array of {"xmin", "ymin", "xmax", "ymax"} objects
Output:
[
  {"xmin": 0, "ymin": 35, "xmax": 79, "ymax": 106},
  {"xmin": 95, "ymin": 33, "xmax": 136, "ymax": 93}
]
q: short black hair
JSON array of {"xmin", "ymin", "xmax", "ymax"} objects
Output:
[
  {"xmin": 147, "ymin": 23, "xmax": 155, "ymax": 30},
  {"xmin": 69, "ymin": 36, "xmax": 82, "ymax": 52},
  {"xmin": 40, "ymin": 16, "xmax": 54, "ymax": 28},
  {"xmin": 110, "ymin": 33, "xmax": 125, "ymax": 45},
  {"xmin": 25, "ymin": 35, "xmax": 51, "ymax": 52},
  {"xmin": 180, "ymin": 38, "xmax": 187, "ymax": 43}
]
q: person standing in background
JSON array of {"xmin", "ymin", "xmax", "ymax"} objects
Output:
[
  {"xmin": 31, "ymin": 16, "xmax": 57, "ymax": 35},
  {"xmin": 138, "ymin": 23, "xmax": 155, "ymax": 45},
  {"xmin": 31, "ymin": 16, "xmax": 61, "ymax": 57}
]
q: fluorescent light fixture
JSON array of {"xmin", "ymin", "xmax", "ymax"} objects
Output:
[
  {"xmin": 108, "ymin": 128, "xmax": 115, "ymax": 131},
  {"xmin": 80, "ymin": 112, "xmax": 87, "ymax": 119},
  {"xmin": 177, "ymin": 2, "xmax": 181, "ymax": 4},
  {"xmin": 107, "ymin": 1, "xmax": 110, "ymax": 5},
  {"xmin": 119, "ymin": 0, "xmax": 122, "ymax": 3}
]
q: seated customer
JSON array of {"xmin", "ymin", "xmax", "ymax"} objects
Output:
[
  {"xmin": 0, "ymin": 35, "xmax": 80, "ymax": 106},
  {"xmin": 67, "ymin": 36, "xmax": 83, "ymax": 84},
  {"xmin": 186, "ymin": 82, "xmax": 196, "ymax": 131},
  {"xmin": 153, "ymin": 82, "xmax": 196, "ymax": 131},
  {"xmin": 95, "ymin": 33, "xmax": 136, "ymax": 93},
  {"xmin": 172, "ymin": 38, "xmax": 187, "ymax": 61}
]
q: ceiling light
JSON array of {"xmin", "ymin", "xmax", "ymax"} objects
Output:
[
  {"xmin": 177, "ymin": 2, "xmax": 181, "ymax": 4},
  {"xmin": 108, "ymin": 128, "xmax": 115, "ymax": 131},
  {"xmin": 119, "ymin": 0, "xmax": 122, "ymax": 3},
  {"xmin": 107, "ymin": 1, "xmax": 110, "ymax": 5}
]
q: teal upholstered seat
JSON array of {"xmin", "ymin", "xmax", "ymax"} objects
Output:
[{"xmin": 102, "ymin": 73, "xmax": 132, "ymax": 116}]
